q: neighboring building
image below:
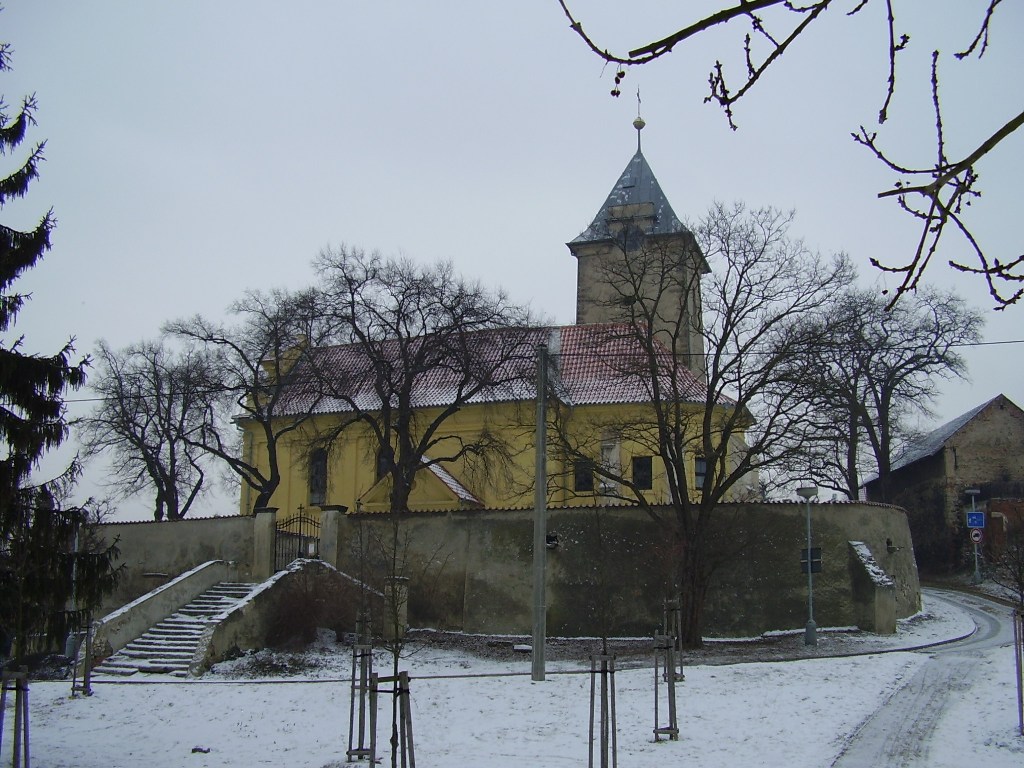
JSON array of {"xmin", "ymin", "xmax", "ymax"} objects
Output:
[{"xmin": 863, "ymin": 394, "xmax": 1024, "ymax": 573}]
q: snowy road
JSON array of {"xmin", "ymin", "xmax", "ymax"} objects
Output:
[{"xmin": 830, "ymin": 588, "xmax": 1016, "ymax": 767}]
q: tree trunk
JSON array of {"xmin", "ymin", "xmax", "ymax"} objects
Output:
[
  {"xmin": 389, "ymin": 471, "xmax": 413, "ymax": 513},
  {"xmin": 675, "ymin": 540, "xmax": 711, "ymax": 648},
  {"xmin": 253, "ymin": 487, "xmax": 274, "ymax": 512}
]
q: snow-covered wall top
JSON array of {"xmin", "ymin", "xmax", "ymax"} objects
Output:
[{"xmin": 849, "ymin": 541, "xmax": 896, "ymax": 587}]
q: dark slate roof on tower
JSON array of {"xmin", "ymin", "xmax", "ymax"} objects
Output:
[{"xmin": 571, "ymin": 149, "xmax": 687, "ymax": 244}]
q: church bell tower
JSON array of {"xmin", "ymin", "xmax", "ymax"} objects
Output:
[{"xmin": 567, "ymin": 116, "xmax": 709, "ymax": 379}]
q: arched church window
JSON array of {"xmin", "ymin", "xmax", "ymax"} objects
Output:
[{"xmin": 309, "ymin": 448, "xmax": 328, "ymax": 506}]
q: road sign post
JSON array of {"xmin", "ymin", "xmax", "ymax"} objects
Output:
[{"xmin": 966, "ymin": 489, "xmax": 983, "ymax": 584}]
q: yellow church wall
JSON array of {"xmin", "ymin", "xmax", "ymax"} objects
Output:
[{"xmin": 238, "ymin": 396, "xmax": 739, "ymax": 517}]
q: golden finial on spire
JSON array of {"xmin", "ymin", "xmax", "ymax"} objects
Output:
[{"xmin": 632, "ymin": 89, "xmax": 645, "ymax": 152}]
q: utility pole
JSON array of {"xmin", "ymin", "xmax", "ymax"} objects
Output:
[{"xmin": 532, "ymin": 343, "xmax": 548, "ymax": 682}]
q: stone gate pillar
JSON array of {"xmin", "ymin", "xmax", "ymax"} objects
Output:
[{"xmin": 318, "ymin": 505, "xmax": 348, "ymax": 570}]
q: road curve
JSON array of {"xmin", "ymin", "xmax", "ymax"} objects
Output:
[{"xmin": 829, "ymin": 588, "xmax": 1015, "ymax": 768}]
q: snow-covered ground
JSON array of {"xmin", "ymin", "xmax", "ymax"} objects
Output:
[{"xmin": 11, "ymin": 591, "xmax": 1024, "ymax": 768}]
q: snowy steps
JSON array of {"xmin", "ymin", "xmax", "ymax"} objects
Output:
[{"xmin": 93, "ymin": 582, "xmax": 258, "ymax": 678}]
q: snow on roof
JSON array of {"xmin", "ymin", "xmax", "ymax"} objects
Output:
[
  {"xmin": 570, "ymin": 149, "xmax": 687, "ymax": 244},
  {"xmin": 273, "ymin": 323, "xmax": 716, "ymax": 418},
  {"xmin": 425, "ymin": 458, "xmax": 483, "ymax": 507},
  {"xmin": 889, "ymin": 395, "xmax": 1006, "ymax": 473},
  {"xmin": 555, "ymin": 323, "xmax": 711, "ymax": 405}
]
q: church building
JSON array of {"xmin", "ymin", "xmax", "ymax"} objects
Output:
[
  {"xmin": 86, "ymin": 122, "xmax": 921, "ymax": 653},
  {"xmin": 238, "ymin": 119, "xmax": 731, "ymax": 517}
]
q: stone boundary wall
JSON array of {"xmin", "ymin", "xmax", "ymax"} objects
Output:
[
  {"xmin": 91, "ymin": 501, "xmax": 920, "ymax": 639},
  {"xmin": 91, "ymin": 515, "xmax": 258, "ymax": 618},
  {"xmin": 327, "ymin": 502, "xmax": 920, "ymax": 638}
]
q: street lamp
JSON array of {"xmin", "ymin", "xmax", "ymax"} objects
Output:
[
  {"xmin": 966, "ymin": 488, "xmax": 982, "ymax": 584},
  {"xmin": 797, "ymin": 485, "xmax": 818, "ymax": 646}
]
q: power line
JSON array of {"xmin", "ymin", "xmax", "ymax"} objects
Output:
[{"xmin": 56, "ymin": 335, "xmax": 1024, "ymax": 407}]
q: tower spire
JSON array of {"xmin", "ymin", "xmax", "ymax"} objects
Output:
[{"xmin": 633, "ymin": 89, "xmax": 645, "ymax": 152}]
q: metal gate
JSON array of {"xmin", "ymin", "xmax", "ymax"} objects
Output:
[{"xmin": 275, "ymin": 512, "xmax": 321, "ymax": 571}]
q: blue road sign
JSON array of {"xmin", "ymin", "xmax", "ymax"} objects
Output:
[{"xmin": 966, "ymin": 511, "xmax": 985, "ymax": 529}]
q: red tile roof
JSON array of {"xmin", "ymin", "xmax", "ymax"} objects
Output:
[
  {"xmin": 273, "ymin": 323, "xmax": 714, "ymax": 417},
  {"xmin": 555, "ymin": 323, "xmax": 710, "ymax": 405}
]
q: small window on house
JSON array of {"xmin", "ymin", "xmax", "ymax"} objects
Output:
[
  {"xmin": 309, "ymin": 448, "xmax": 328, "ymax": 506},
  {"xmin": 694, "ymin": 457, "xmax": 707, "ymax": 490},
  {"xmin": 574, "ymin": 459, "xmax": 595, "ymax": 493},
  {"xmin": 632, "ymin": 456, "xmax": 653, "ymax": 490}
]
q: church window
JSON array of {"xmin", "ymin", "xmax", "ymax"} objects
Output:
[
  {"xmin": 573, "ymin": 459, "xmax": 595, "ymax": 493},
  {"xmin": 632, "ymin": 456, "xmax": 653, "ymax": 490},
  {"xmin": 599, "ymin": 440, "xmax": 619, "ymax": 492},
  {"xmin": 376, "ymin": 448, "xmax": 393, "ymax": 481},
  {"xmin": 308, "ymin": 448, "xmax": 328, "ymax": 506},
  {"xmin": 694, "ymin": 456, "xmax": 707, "ymax": 490}
]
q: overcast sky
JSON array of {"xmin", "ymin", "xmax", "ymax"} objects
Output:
[{"xmin": 4, "ymin": 1, "xmax": 1021, "ymax": 516}]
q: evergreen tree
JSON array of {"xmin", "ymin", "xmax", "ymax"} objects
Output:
[{"xmin": 0, "ymin": 39, "xmax": 118, "ymax": 663}]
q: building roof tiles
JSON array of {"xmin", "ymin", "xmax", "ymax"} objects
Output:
[{"xmin": 273, "ymin": 322, "xmax": 714, "ymax": 418}]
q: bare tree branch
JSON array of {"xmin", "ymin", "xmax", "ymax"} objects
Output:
[
  {"xmin": 294, "ymin": 247, "xmax": 539, "ymax": 513},
  {"xmin": 77, "ymin": 339, "xmax": 216, "ymax": 520},
  {"xmin": 557, "ymin": 0, "xmax": 1021, "ymax": 306},
  {"xmin": 548, "ymin": 201, "xmax": 851, "ymax": 645},
  {"xmin": 166, "ymin": 288, "xmax": 336, "ymax": 512}
]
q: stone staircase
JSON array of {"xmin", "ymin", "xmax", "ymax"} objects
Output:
[{"xmin": 93, "ymin": 582, "xmax": 258, "ymax": 678}]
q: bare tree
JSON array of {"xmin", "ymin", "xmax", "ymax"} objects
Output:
[
  {"xmin": 166, "ymin": 288, "xmax": 333, "ymax": 513},
  {"xmin": 307, "ymin": 247, "xmax": 539, "ymax": 512},
  {"xmin": 796, "ymin": 286, "xmax": 984, "ymax": 500},
  {"xmin": 556, "ymin": 1, "xmax": 1022, "ymax": 307},
  {"xmin": 300, "ymin": 246, "xmax": 540, "ymax": 765},
  {"xmin": 987, "ymin": 506, "xmax": 1024, "ymax": 607},
  {"xmin": 77, "ymin": 339, "xmax": 215, "ymax": 521},
  {"xmin": 549, "ymin": 202, "xmax": 851, "ymax": 645}
]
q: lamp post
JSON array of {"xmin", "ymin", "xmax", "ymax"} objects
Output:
[
  {"xmin": 966, "ymin": 488, "xmax": 982, "ymax": 584},
  {"xmin": 797, "ymin": 485, "xmax": 818, "ymax": 646},
  {"xmin": 532, "ymin": 343, "xmax": 548, "ymax": 682}
]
